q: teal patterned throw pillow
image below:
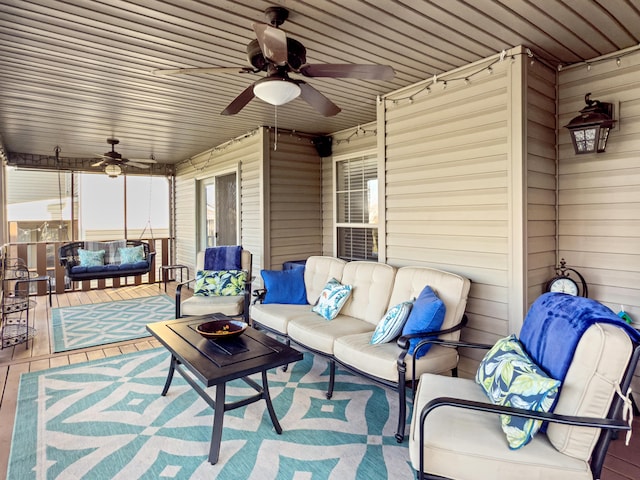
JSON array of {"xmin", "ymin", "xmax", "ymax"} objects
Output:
[
  {"xmin": 370, "ymin": 301, "xmax": 413, "ymax": 344},
  {"xmin": 475, "ymin": 335, "xmax": 561, "ymax": 449},
  {"xmin": 194, "ymin": 270, "xmax": 247, "ymax": 296},
  {"xmin": 311, "ymin": 278, "xmax": 352, "ymax": 320},
  {"xmin": 118, "ymin": 245, "xmax": 145, "ymax": 264},
  {"xmin": 78, "ymin": 249, "xmax": 105, "ymax": 267}
]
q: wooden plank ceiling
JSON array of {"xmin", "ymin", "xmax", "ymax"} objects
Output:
[{"xmin": 1, "ymin": 0, "xmax": 639, "ymax": 166}]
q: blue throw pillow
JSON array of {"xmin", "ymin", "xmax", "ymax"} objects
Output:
[
  {"xmin": 261, "ymin": 268, "xmax": 307, "ymax": 305},
  {"xmin": 311, "ymin": 278, "xmax": 352, "ymax": 320},
  {"xmin": 194, "ymin": 270, "xmax": 247, "ymax": 296},
  {"xmin": 78, "ymin": 249, "xmax": 105, "ymax": 267},
  {"xmin": 401, "ymin": 285, "xmax": 446, "ymax": 359},
  {"xmin": 370, "ymin": 301, "xmax": 414, "ymax": 344},
  {"xmin": 476, "ymin": 335, "xmax": 561, "ymax": 449}
]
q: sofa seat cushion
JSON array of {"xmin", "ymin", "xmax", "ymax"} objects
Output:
[
  {"xmin": 409, "ymin": 374, "xmax": 592, "ymax": 480},
  {"xmin": 288, "ymin": 314, "xmax": 375, "ymax": 355},
  {"xmin": 180, "ymin": 294, "xmax": 244, "ymax": 317},
  {"xmin": 334, "ymin": 332, "xmax": 459, "ymax": 381},
  {"xmin": 250, "ymin": 304, "xmax": 319, "ymax": 335}
]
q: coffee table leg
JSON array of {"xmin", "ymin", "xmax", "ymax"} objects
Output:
[
  {"xmin": 261, "ymin": 370, "xmax": 283, "ymax": 434},
  {"xmin": 161, "ymin": 355, "xmax": 178, "ymax": 396},
  {"xmin": 209, "ymin": 383, "xmax": 226, "ymax": 464}
]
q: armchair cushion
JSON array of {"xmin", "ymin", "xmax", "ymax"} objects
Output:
[
  {"xmin": 311, "ymin": 278, "xmax": 352, "ymax": 320},
  {"xmin": 476, "ymin": 335, "xmax": 561, "ymax": 449},
  {"xmin": 193, "ymin": 269, "xmax": 247, "ymax": 296},
  {"xmin": 401, "ymin": 286, "xmax": 446, "ymax": 358},
  {"xmin": 78, "ymin": 249, "xmax": 105, "ymax": 267},
  {"xmin": 409, "ymin": 374, "xmax": 592, "ymax": 480},
  {"xmin": 261, "ymin": 268, "xmax": 307, "ymax": 305}
]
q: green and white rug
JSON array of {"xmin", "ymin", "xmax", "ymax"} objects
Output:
[
  {"xmin": 9, "ymin": 349, "xmax": 413, "ymax": 479},
  {"xmin": 51, "ymin": 295, "xmax": 175, "ymax": 352}
]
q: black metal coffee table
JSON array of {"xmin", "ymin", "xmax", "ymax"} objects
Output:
[{"xmin": 146, "ymin": 314, "xmax": 303, "ymax": 464}]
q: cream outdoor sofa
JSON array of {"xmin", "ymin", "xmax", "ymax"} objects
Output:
[
  {"xmin": 250, "ymin": 255, "xmax": 471, "ymax": 442},
  {"xmin": 175, "ymin": 249, "xmax": 252, "ymax": 321},
  {"xmin": 409, "ymin": 293, "xmax": 640, "ymax": 480}
]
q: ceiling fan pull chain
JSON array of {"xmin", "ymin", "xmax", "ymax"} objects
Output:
[{"xmin": 274, "ymin": 105, "xmax": 278, "ymax": 151}]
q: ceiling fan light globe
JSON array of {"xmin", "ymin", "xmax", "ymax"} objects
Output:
[
  {"xmin": 253, "ymin": 78, "xmax": 301, "ymax": 106},
  {"xmin": 105, "ymin": 164, "xmax": 122, "ymax": 178}
]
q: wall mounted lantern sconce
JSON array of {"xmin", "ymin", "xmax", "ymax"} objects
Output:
[{"xmin": 564, "ymin": 93, "xmax": 615, "ymax": 154}]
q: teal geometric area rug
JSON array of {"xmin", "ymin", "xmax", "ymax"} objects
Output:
[
  {"xmin": 51, "ymin": 295, "xmax": 175, "ymax": 353},
  {"xmin": 8, "ymin": 349, "xmax": 412, "ymax": 479}
]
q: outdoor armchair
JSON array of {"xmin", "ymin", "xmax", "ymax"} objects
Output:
[
  {"xmin": 175, "ymin": 247, "xmax": 252, "ymax": 322},
  {"xmin": 409, "ymin": 293, "xmax": 640, "ymax": 480}
]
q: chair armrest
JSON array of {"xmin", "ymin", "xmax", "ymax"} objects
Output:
[
  {"xmin": 397, "ymin": 314, "xmax": 470, "ymax": 354},
  {"xmin": 395, "ymin": 315, "xmax": 475, "ymax": 388},
  {"xmin": 252, "ymin": 288, "xmax": 266, "ymax": 305},
  {"xmin": 421, "ymin": 396, "xmax": 631, "ymax": 430},
  {"xmin": 243, "ymin": 276, "xmax": 254, "ymax": 323},
  {"xmin": 175, "ymin": 277, "xmax": 196, "ymax": 318}
]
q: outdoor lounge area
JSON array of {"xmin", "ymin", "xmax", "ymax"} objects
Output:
[
  {"xmin": 0, "ymin": 282, "xmax": 638, "ymax": 479},
  {"xmin": 2, "ymin": 1, "xmax": 640, "ymax": 478}
]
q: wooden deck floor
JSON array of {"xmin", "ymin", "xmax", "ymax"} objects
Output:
[{"xmin": 0, "ymin": 284, "xmax": 639, "ymax": 479}]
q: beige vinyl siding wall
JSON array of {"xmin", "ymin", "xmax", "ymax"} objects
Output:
[
  {"xmin": 558, "ymin": 47, "xmax": 640, "ymax": 392},
  {"xmin": 558, "ymin": 48, "xmax": 640, "ymax": 315},
  {"xmin": 373, "ymin": 48, "xmax": 533, "ymax": 379},
  {"xmin": 324, "ymin": 124, "xmax": 378, "ymax": 255},
  {"xmin": 526, "ymin": 62, "xmax": 558, "ymax": 305},
  {"xmin": 174, "ymin": 129, "xmax": 262, "ymax": 277},
  {"xmin": 262, "ymin": 129, "xmax": 323, "ymax": 270}
]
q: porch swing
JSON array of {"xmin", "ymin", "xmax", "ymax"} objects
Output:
[{"xmin": 59, "ymin": 165, "xmax": 156, "ymax": 283}]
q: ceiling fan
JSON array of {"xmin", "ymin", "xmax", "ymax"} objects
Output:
[
  {"xmin": 93, "ymin": 138, "xmax": 157, "ymax": 177},
  {"xmin": 152, "ymin": 6, "xmax": 395, "ymax": 117}
]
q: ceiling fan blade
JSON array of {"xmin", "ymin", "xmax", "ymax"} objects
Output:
[
  {"xmin": 128, "ymin": 158, "xmax": 157, "ymax": 164},
  {"xmin": 253, "ymin": 23, "xmax": 288, "ymax": 66},
  {"xmin": 92, "ymin": 160, "xmax": 105, "ymax": 167},
  {"xmin": 127, "ymin": 161, "xmax": 151, "ymax": 169},
  {"xmin": 221, "ymin": 84, "xmax": 256, "ymax": 115},
  {"xmin": 152, "ymin": 67, "xmax": 254, "ymax": 76},
  {"xmin": 299, "ymin": 64, "xmax": 395, "ymax": 81},
  {"xmin": 296, "ymin": 82, "xmax": 341, "ymax": 117}
]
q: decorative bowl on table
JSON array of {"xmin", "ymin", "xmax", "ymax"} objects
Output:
[{"xmin": 196, "ymin": 319, "xmax": 248, "ymax": 339}]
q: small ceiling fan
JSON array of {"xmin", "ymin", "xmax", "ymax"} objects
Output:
[
  {"xmin": 152, "ymin": 6, "xmax": 395, "ymax": 116},
  {"xmin": 93, "ymin": 138, "xmax": 157, "ymax": 177}
]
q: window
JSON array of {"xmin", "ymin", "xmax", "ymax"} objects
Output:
[
  {"xmin": 335, "ymin": 154, "xmax": 378, "ymax": 261},
  {"xmin": 199, "ymin": 172, "xmax": 238, "ymax": 249}
]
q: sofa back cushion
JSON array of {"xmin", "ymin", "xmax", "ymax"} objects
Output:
[
  {"xmin": 339, "ymin": 261, "xmax": 396, "ymax": 325},
  {"xmin": 303, "ymin": 256, "xmax": 347, "ymax": 304},
  {"xmin": 388, "ymin": 266, "xmax": 471, "ymax": 341},
  {"xmin": 546, "ymin": 323, "xmax": 632, "ymax": 460}
]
